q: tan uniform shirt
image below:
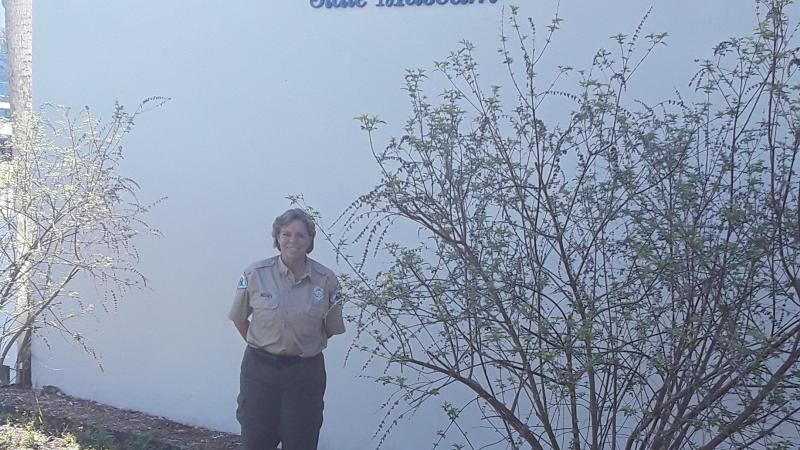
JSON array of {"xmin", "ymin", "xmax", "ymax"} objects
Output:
[{"xmin": 228, "ymin": 255, "xmax": 346, "ymax": 357}]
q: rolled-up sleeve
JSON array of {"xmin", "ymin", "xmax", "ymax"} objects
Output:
[{"xmin": 228, "ymin": 272, "xmax": 251, "ymax": 322}]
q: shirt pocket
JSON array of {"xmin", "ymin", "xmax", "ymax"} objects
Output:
[
  {"xmin": 248, "ymin": 291, "xmax": 282, "ymax": 347},
  {"xmin": 250, "ymin": 291, "xmax": 279, "ymax": 315},
  {"xmin": 304, "ymin": 297, "xmax": 329, "ymax": 320}
]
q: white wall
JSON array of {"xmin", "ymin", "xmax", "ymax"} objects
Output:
[{"xmin": 30, "ymin": 1, "xmax": 772, "ymax": 449}]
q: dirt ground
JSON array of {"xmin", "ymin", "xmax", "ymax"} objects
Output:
[{"xmin": 0, "ymin": 385, "xmax": 241, "ymax": 449}]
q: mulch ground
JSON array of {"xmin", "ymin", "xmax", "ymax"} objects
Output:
[{"xmin": 0, "ymin": 385, "xmax": 241, "ymax": 449}]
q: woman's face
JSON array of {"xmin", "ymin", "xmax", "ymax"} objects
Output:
[{"xmin": 278, "ymin": 220, "xmax": 312, "ymax": 265}]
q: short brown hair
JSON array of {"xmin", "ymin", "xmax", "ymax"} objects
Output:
[{"xmin": 272, "ymin": 208, "xmax": 316, "ymax": 253}]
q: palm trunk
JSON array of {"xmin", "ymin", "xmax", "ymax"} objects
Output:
[
  {"xmin": 3, "ymin": 0, "xmax": 33, "ymax": 388},
  {"xmin": 4, "ymin": 0, "xmax": 32, "ymax": 121}
]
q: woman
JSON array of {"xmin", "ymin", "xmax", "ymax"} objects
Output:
[{"xmin": 229, "ymin": 208, "xmax": 345, "ymax": 450}]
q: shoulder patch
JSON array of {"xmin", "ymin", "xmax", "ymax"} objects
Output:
[{"xmin": 237, "ymin": 274, "xmax": 248, "ymax": 289}]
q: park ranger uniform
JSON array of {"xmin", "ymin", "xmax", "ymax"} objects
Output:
[{"xmin": 229, "ymin": 255, "xmax": 345, "ymax": 450}]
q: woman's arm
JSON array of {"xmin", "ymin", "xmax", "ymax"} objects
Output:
[{"xmin": 233, "ymin": 319, "xmax": 250, "ymax": 341}]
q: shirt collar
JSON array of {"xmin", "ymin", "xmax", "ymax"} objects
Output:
[{"xmin": 277, "ymin": 255, "xmax": 311, "ymax": 282}]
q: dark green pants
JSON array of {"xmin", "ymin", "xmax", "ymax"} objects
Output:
[{"xmin": 237, "ymin": 346, "xmax": 326, "ymax": 450}]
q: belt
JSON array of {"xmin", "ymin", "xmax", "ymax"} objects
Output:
[{"xmin": 248, "ymin": 346, "xmax": 319, "ymax": 366}]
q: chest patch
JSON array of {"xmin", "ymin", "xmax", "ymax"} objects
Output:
[{"xmin": 313, "ymin": 286, "xmax": 324, "ymax": 302}]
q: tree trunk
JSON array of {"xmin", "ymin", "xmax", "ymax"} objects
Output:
[
  {"xmin": 3, "ymin": 0, "xmax": 33, "ymax": 388},
  {"xmin": 4, "ymin": 0, "xmax": 32, "ymax": 122}
]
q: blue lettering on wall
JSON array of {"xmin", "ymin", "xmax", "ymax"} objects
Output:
[
  {"xmin": 317, "ymin": 0, "xmax": 497, "ymax": 9},
  {"xmin": 310, "ymin": 0, "xmax": 368, "ymax": 8}
]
